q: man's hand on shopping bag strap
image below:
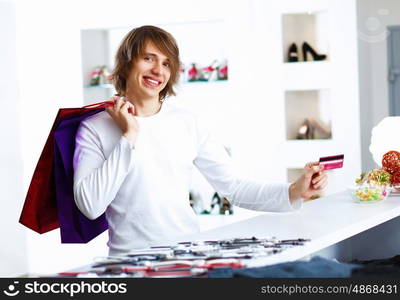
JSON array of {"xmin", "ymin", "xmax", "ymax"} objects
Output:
[{"xmin": 106, "ymin": 96, "xmax": 139, "ymax": 147}]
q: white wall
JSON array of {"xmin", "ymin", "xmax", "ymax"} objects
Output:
[
  {"xmin": 0, "ymin": 1, "xmax": 28, "ymax": 277},
  {"xmin": 357, "ymin": 0, "xmax": 400, "ymax": 171}
]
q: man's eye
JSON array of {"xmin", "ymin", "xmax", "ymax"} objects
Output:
[
  {"xmin": 144, "ymin": 57, "xmax": 152, "ymax": 61},
  {"xmin": 163, "ymin": 62, "xmax": 170, "ymax": 67}
]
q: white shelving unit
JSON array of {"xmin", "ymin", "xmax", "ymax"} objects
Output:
[
  {"xmin": 282, "ymin": 61, "xmax": 331, "ymax": 90},
  {"xmin": 276, "ymin": 0, "xmax": 361, "ymax": 196}
]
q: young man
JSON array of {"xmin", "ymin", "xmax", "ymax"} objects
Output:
[{"xmin": 73, "ymin": 25, "xmax": 327, "ymax": 256}]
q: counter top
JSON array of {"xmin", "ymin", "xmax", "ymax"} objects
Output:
[
  {"xmin": 61, "ymin": 191, "xmax": 400, "ymax": 275},
  {"xmin": 174, "ymin": 191, "xmax": 400, "ymax": 267}
]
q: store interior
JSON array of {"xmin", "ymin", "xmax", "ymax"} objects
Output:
[{"xmin": 1, "ymin": 0, "xmax": 400, "ymax": 276}]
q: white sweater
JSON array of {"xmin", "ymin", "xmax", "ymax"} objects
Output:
[{"xmin": 73, "ymin": 101, "xmax": 301, "ymax": 256}]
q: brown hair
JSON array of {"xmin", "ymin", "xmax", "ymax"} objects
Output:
[{"xmin": 112, "ymin": 25, "xmax": 180, "ymax": 101}]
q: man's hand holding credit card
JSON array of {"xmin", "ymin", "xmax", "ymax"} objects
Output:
[{"xmin": 319, "ymin": 154, "xmax": 344, "ymax": 170}]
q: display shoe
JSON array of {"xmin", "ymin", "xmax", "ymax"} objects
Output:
[
  {"xmin": 220, "ymin": 198, "xmax": 233, "ymax": 215},
  {"xmin": 296, "ymin": 119, "xmax": 314, "ymax": 139},
  {"xmin": 296, "ymin": 118, "xmax": 331, "ymax": 139},
  {"xmin": 287, "ymin": 43, "xmax": 299, "ymax": 62},
  {"xmin": 210, "ymin": 192, "xmax": 221, "ymax": 211},
  {"xmin": 302, "ymin": 42, "xmax": 327, "ymax": 61},
  {"xmin": 308, "ymin": 119, "xmax": 332, "ymax": 139}
]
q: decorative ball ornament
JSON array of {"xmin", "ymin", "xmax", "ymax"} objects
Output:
[
  {"xmin": 391, "ymin": 170, "xmax": 400, "ymax": 186},
  {"xmin": 382, "ymin": 150, "xmax": 400, "ymax": 174}
]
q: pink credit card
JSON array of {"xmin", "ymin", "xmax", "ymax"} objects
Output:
[{"xmin": 319, "ymin": 154, "xmax": 344, "ymax": 170}]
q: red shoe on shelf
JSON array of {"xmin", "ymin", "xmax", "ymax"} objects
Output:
[
  {"xmin": 187, "ymin": 63, "xmax": 198, "ymax": 82},
  {"xmin": 89, "ymin": 66, "xmax": 102, "ymax": 86},
  {"xmin": 203, "ymin": 60, "xmax": 218, "ymax": 81},
  {"xmin": 179, "ymin": 63, "xmax": 186, "ymax": 82},
  {"xmin": 99, "ymin": 66, "xmax": 111, "ymax": 85},
  {"xmin": 217, "ymin": 60, "xmax": 228, "ymax": 80}
]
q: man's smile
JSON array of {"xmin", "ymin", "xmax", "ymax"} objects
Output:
[{"xmin": 143, "ymin": 76, "xmax": 162, "ymax": 87}]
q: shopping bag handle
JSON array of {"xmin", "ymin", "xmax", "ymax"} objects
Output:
[{"xmin": 82, "ymin": 100, "xmax": 114, "ymax": 110}]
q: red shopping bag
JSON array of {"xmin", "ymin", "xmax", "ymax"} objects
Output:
[{"xmin": 19, "ymin": 101, "xmax": 114, "ymax": 235}]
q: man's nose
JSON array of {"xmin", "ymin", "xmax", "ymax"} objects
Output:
[{"xmin": 151, "ymin": 61, "xmax": 163, "ymax": 74}]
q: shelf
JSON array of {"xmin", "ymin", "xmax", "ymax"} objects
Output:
[
  {"xmin": 181, "ymin": 79, "xmax": 228, "ymax": 84},
  {"xmin": 281, "ymin": 11, "xmax": 330, "ymax": 63},
  {"xmin": 177, "ymin": 78, "xmax": 229, "ymax": 89},
  {"xmin": 284, "ymin": 89, "xmax": 332, "ymax": 140},
  {"xmin": 84, "ymin": 84, "xmax": 114, "ymax": 89},
  {"xmin": 282, "ymin": 61, "xmax": 330, "ymax": 90},
  {"xmin": 174, "ymin": 79, "xmax": 231, "ymax": 101}
]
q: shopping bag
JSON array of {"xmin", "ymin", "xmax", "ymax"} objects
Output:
[
  {"xmin": 19, "ymin": 101, "xmax": 113, "ymax": 242},
  {"xmin": 54, "ymin": 108, "xmax": 109, "ymax": 243}
]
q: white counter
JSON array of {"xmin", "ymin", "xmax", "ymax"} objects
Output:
[
  {"xmin": 63, "ymin": 191, "xmax": 400, "ymax": 274},
  {"xmin": 174, "ymin": 191, "xmax": 400, "ymax": 267}
]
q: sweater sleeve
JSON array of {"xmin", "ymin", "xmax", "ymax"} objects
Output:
[
  {"xmin": 192, "ymin": 118, "xmax": 302, "ymax": 212},
  {"xmin": 73, "ymin": 120, "xmax": 136, "ymax": 219}
]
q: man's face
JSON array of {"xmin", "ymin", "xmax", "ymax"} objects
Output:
[{"xmin": 126, "ymin": 41, "xmax": 171, "ymax": 100}]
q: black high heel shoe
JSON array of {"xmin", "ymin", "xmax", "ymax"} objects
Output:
[
  {"xmin": 302, "ymin": 42, "xmax": 327, "ymax": 61},
  {"xmin": 287, "ymin": 43, "xmax": 299, "ymax": 62}
]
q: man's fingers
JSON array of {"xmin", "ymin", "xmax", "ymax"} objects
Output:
[
  {"xmin": 114, "ymin": 97, "xmax": 125, "ymax": 111},
  {"xmin": 315, "ymin": 181, "xmax": 328, "ymax": 190},
  {"xmin": 312, "ymin": 172, "xmax": 327, "ymax": 185},
  {"xmin": 126, "ymin": 102, "xmax": 135, "ymax": 114},
  {"xmin": 121, "ymin": 101, "xmax": 135, "ymax": 112},
  {"xmin": 304, "ymin": 162, "xmax": 323, "ymax": 179},
  {"xmin": 306, "ymin": 161, "xmax": 320, "ymax": 168},
  {"xmin": 305, "ymin": 162, "xmax": 321, "ymax": 171},
  {"xmin": 120, "ymin": 100, "xmax": 129, "ymax": 110},
  {"xmin": 313, "ymin": 177, "xmax": 327, "ymax": 189},
  {"xmin": 312, "ymin": 166, "xmax": 321, "ymax": 173}
]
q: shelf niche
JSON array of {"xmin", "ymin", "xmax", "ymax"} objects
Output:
[
  {"xmin": 81, "ymin": 29, "xmax": 115, "ymax": 105},
  {"xmin": 285, "ymin": 89, "xmax": 332, "ymax": 140},
  {"xmin": 282, "ymin": 11, "xmax": 329, "ymax": 63}
]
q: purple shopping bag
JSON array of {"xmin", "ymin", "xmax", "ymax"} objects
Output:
[{"xmin": 53, "ymin": 102, "xmax": 113, "ymax": 243}]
